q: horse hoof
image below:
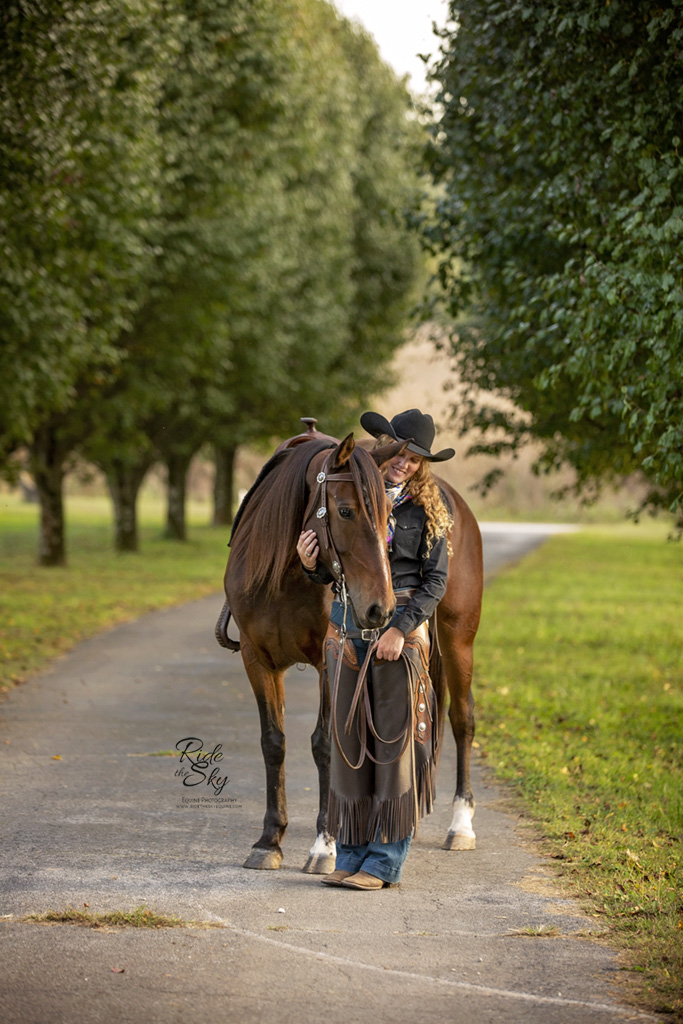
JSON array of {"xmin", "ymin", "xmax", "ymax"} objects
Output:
[
  {"xmin": 443, "ymin": 832, "xmax": 476, "ymax": 851},
  {"xmin": 302, "ymin": 853, "xmax": 336, "ymax": 875},
  {"xmin": 243, "ymin": 847, "xmax": 283, "ymax": 870}
]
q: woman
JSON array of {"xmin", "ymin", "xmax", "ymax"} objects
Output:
[{"xmin": 297, "ymin": 408, "xmax": 454, "ymax": 890}]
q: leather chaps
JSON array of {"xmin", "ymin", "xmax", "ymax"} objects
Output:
[{"xmin": 325, "ymin": 619, "xmax": 438, "ymax": 845}]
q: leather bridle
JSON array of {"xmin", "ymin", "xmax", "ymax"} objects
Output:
[{"xmin": 302, "ymin": 451, "xmax": 355, "ymax": 585}]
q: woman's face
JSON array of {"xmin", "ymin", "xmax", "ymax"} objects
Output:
[{"xmin": 384, "ymin": 450, "xmax": 423, "ymax": 486}]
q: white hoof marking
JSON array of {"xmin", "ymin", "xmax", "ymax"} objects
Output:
[
  {"xmin": 448, "ymin": 797, "xmax": 476, "ymax": 840},
  {"xmin": 308, "ymin": 833, "xmax": 336, "ymax": 860}
]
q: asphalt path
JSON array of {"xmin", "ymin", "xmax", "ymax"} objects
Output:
[{"xmin": 0, "ymin": 524, "xmax": 657, "ymax": 1024}]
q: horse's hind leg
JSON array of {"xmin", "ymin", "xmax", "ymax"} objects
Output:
[
  {"xmin": 439, "ymin": 627, "xmax": 477, "ymax": 851},
  {"xmin": 241, "ymin": 643, "xmax": 288, "ymax": 870},
  {"xmin": 303, "ymin": 666, "xmax": 336, "ymax": 874}
]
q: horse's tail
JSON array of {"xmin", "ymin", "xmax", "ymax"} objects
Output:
[
  {"xmin": 215, "ymin": 598, "xmax": 240, "ymax": 652},
  {"xmin": 429, "ymin": 615, "xmax": 448, "ymax": 757}
]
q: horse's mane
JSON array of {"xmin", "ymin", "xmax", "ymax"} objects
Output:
[
  {"xmin": 229, "ymin": 449, "xmax": 294, "ymax": 547},
  {"xmin": 230, "ymin": 438, "xmax": 387, "ymax": 600},
  {"xmin": 229, "ymin": 439, "xmax": 334, "ymax": 598}
]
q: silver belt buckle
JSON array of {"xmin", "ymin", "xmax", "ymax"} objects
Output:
[{"xmin": 361, "ymin": 628, "xmax": 379, "ymax": 641}]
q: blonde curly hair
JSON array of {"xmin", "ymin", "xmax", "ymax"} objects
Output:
[{"xmin": 375, "ymin": 435, "xmax": 453, "ymax": 555}]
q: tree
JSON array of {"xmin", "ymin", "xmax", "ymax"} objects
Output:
[
  {"xmin": 209, "ymin": 5, "xmax": 425, "ymax": 525},
  {"xmin": 162, "ymin": 0, "xmax": 425, "ymax": 531},
  {"xmin": 0, "ymin": 0, "xmax": 164, "ymax": 563},
  {"xmin": 82, "ymin": 0, "xmax": 295, "ymax": 546},
  {"xmin": 424, "ymin": 0, "xmax": 683, "ymax": 525},
  {"xmin": 1, "ymin": 0, "xmax": 426, "ymax": 558},
  {"xmin": 329, "ymin": 13, "xmax": 424, "ymax": 418}
]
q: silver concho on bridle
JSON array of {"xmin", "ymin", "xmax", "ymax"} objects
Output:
[{"xmin": 316, "ymin": 506, "xmax": 326, "ymax": 518}]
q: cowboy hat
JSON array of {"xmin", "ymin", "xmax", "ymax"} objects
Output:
[{"xmin": 360, "ymin": 408, "xmax": 455, "ymax": 462}]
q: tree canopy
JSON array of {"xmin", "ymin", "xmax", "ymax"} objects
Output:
[
  {"xmin": 0, "ymin": 0, "xmax": 164, "ymax": 463},
  {"xmin": 424, "ymin": 0, "xmax": 683, "ymax": 525},
  {"xmin": 0, "ymin": 0, "xmax": 424, "ymax": 562}
]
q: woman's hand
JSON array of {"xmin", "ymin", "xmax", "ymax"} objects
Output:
[
  {"xmin": 297, "ymin": 529, "xmax": 320, "ymax": 571},
  {"xmin": 376, "ymin": 626, "xmax": 405, "ymax": 662}
]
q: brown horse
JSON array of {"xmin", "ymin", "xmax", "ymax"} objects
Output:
[{"xmin": 216, "ymin": 421, "xmax": 483, "ymax": 870}]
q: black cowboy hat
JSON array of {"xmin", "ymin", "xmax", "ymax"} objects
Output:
[{"xmin": 360, "ymin": 408, "xmax": 455, "ymax": 462}]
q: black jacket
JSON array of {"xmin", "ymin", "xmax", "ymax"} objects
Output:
[
  {"xmin": 388, "ymin": 497, "xmax": 448, "ymax": 636},
  {"xmin": 303, "ymin": 494, "xmax": 448, "ymax": 637}
]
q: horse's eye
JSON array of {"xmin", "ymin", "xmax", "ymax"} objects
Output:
[{"xmin": 338, "ymin": 507, "xmax": 354, "ymax": 520}]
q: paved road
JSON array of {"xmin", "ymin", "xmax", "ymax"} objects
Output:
[{"xmin": 0, "ymin": 526, "xmax": 656, "ymax": 1024}]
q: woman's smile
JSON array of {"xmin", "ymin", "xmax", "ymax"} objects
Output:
[{"xmin": 385, "ymin": 453, "xmax": 422, "ymax": 485}]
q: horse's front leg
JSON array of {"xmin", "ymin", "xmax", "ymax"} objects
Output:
[
  {"xmin": 440, "ymin": 627, "xmax": 477, "ymax": 851},
  {"xmin": 303, "ymin": 664, "xmax": 336, "ymax": 874},
  {"xmin": 241, "ymin": 642, "xmax": 287, "ymax": 870}
]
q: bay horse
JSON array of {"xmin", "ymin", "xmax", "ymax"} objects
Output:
[{"xmin": 216, "ymin": 419, "xmax": 483, "ymax": 871}]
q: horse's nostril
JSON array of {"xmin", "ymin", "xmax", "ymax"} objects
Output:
[{"xmin": 366, "ymin": 604, "xmax": 389, "ymax": 628}]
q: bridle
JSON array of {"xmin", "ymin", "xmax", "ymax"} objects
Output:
[
  {"xmin": 303, "ymin": 451, "xmax": 354, "ymax": 583},
  {"xmin": 303, "ymin": 449, "xmax": 370, "ymax": 649}
]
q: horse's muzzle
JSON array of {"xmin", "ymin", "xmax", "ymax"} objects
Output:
[{"xmin": 358, "ymin": 601, "xmax": 395, "ymax": 630}]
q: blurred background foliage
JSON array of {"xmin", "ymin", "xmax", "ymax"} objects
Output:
[
  {"xmin": 423, "ymin": 0, "xmax": 682, "ymax": 530},
  {"xmin": 0, "ymin": 0, "xmax": 423, "ymax": 563},
  {"xmin": 1, "ymin": 0, "xmax": 681, "ymax": 566}
]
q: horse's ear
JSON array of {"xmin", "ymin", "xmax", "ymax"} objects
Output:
[
  {"xmin": 368, "ymin": 439, "xmax": 410, "ymax": 468},
  {"xmin": 330, "ymin": 432, "xmax": 355, "ymax": 471}
]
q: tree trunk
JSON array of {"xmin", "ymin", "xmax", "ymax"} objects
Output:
[
  {"xmin": 29, "ymin": 425, "xmax": 68, "ymax": 567},
  {"xmin": 164, "ymin": 450, "xmax": 193, "ymax": 541},
  {"xmin": 212, "ymin": 443, "xmax": 237, "ymax": 526},
  {"xmin": 104, "ymin": 458, "xmax": 151, "ymax": 553}
]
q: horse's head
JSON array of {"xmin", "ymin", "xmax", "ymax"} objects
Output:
[{"xmin": 303, "ymin": 434, "xmax": 405, "ymax": 630}]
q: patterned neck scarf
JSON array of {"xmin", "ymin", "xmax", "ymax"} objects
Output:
[{"xmin": 385, "ymin": 482, "xmax": 412, "ymax": 548}]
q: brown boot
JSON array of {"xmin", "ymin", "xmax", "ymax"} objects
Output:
[
  {"xmin": 320, "ymin": 869, "xmax": 353, "ymax": 887},
  {"xmin": 339, "ymin": 870, "xmax": 389, "ymax": 890}
]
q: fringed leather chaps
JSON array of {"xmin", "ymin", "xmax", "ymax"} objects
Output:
[{"xmin": 325, "ymin": 620, "xmax": 438, "ymax": 846}]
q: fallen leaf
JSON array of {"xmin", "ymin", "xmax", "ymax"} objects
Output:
[
  {"xmin": 52, "ymin": 755, "xmax": 61, "ymax": 761},
  {"xmin": 111, "ymin": 967, "xmax": 125, "ymax": 974}
]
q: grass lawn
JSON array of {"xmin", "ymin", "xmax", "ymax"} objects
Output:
[
  {"xmin": 475, "ymin": 522, "xmax": 682, "ymax": 1019},
  {"xmin": 0, "ymin": 492, "xmax": 227, "ymax": 689}
]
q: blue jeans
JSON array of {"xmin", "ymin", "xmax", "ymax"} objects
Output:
[{"xmin": 335, "ymin": 836, "xmax": 412, "ymax": 884}]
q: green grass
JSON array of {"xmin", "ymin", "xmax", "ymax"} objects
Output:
[
  {"xmin": 0, "ymin": 493, "xmax": 227, "ymax": 689},
  {"xmin": 475, "ymin": 523, "xmax": 683, "ymax": 1019}
]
